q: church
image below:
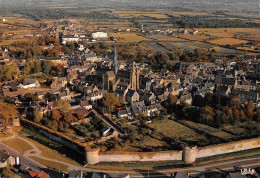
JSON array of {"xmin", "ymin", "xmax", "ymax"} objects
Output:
[{"xmin": 102, "ymin": 47, "xmax": 140, "ymax": 98}]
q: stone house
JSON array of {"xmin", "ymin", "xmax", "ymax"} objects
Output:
[
  {"xmin": 22, "ymin": 78, "xmax": 40, "ymax": 89},
  {"xmin": 0, "ymin": 151, "xmax": 15, "ymax": 168},
  {"xmin": 125, "ymin": 89, "xmax": 139, "ymax": 104}
]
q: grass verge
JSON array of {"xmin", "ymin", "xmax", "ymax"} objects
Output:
[
  {"xmin": 29, "ymin": 156, "xmax": 69, "ymax": 172},
  {"xmin": 2, "ymin": 138, "xmax": 33, "ymax": 154},
  {"xmin": 18, "ymin": 128, "xmax": 81, "ymax": 166}
]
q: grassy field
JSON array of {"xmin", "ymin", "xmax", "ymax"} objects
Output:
[
  {"xmin": 112, "ymin": 10, "xmax": 169, "ymax": 19},
  {"xmin": 88, "ymin": 148, "xmax": 260, "ymax": 171},
  {"xmin": 29, "ymin": 156, "xmax": 69, "ymax": 172},
  {"xmin": 208, "ymin": 37, "xmax": 248, "ymax": 45},
  {"xmin": 195, "ymin": 147, "xmax": 260, "ymax": 166},
  {"xmin": 0, "ymin": 129, "xmax": 14, "ymax": 138},
  {"xmin": 167, "ymin": 11, "xmax": 209, "ymax": 17},
  {"xmin": 110, "ymin": 33, "xmax": 151, "ymax": 42},
  {"xmin": 87, "ymin": 160, "xmax": 185, "ymax": 171},
  {"xmin": 19, "ymin": 128, "xmax": 82, "ymax": 165},
  {"xmin": 182, "ymin": 121, "xmax": 234, "ymax": 140},
  {"xmin": 150, "ymin": 119, "xmax": 203, "ymax": 141},
  {"xmin": 2, "ymin": 138, "xmax": 33, "ymax": 154},
  {"xmin": 196, "ymin": 28, "xmax": 260, "ymax": 38}
]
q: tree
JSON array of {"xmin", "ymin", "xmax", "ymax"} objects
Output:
[
  {"xmin": 64, "ymin": 112, "xmax": 77, "ymax": 123},
  {"xmin": 54, "ymin": 99, "xmax": 70, "ymax": 113},
  {"xmin": 246, "ymin": 101, "xmax": 255, "ymax": 120},
  {"xmin": 229, "ymin": 95, "xmax": 240, "ymax": 107},
  {"xmin": 33, "ymin": 111, "xmax": 43, "ymax": 123},
  {"xmin": 240, "ymin": 110, "xmax": 246, "ymax": 121},
  {"xmin": 51, "ymin": 109, "xmax": 62, "ymax": 122},
  {"xmin": 42, "ymin": 60, "xmax": 52, "ymax": 75},
  {"xmin": 0, "ymin": 166, "xmax": 12, "ymax": 178},
  {"xmin": 233, "ymin": 107, "xmax": 240, "ymax": 122},
  {"xmin": 168, "ymin": 94, "xmax": 178, "ymax": 105},
  {"xmin": 56, "ymin": 64, "xmax": 64, "ymax": 73},
  {"xmin": 20, "ymin": 93, "xmax": 39, "ymax": 103},
  {"xmin": 0, "ymin": 64, "xmax": 20, "ymax": 82},
  {"xmin": 102, "ymin": 93, "xmax": 120, "ymax": 113},
  {"xmin": 192, "ymin": 95, "xmax": 204, "ymax": 107},
  {"xmin": 200, "ymin": 106, "xmax": 214, "ymax": 125},
  {"xmin": 33, "ymin": 61, "xmax": 42, "ymax": 73},
  {"xmin": 44, "ymin": 92, "xmax": 56, "ymax": 102},
  {"xmin": 0, "ymin": 102, "xmax": 19, "ymax": 127}
]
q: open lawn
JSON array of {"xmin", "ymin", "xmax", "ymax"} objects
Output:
[
  {"xmin": 110, "ymin": 33, "xmax": 151, "ymax": 43},
  {"xmin": 150, "ymin": 119, "xmax": 202, "ymax": 140},
  {"xmin": 148, "ymin": 35, "xmax": 188, "ymax": 42},
  {"xmin": 29, "ymin": 156, "xmax": 69, "ymax": 172},
  {"xmin": 167, "ymin": 11, "xmax": 209, "ymax": 17},
  {"xmin": 196, "ymin": 28, "xmax": 260, "ymax": 38},
  {"xmin": 87, "ymin": 160, "xmax": 185, "ymax": 171},
  {"xmin": 183, "ymin": 121, "xmax": 234, "ymax": 140},
  {"xmin": 208, "ymin": 37, "xmax": 248, "ymax": 45},
  {"xmin": 2, "ymin": 138, "xmax": 33, "ymax": 154},
  {"xmin": 112, "ymin": 10, "xmax": 169, "ymax": 19},
  {"xmin": 0, "ymin": 129, "xmax": 14, "ymax": 138},
  {"xmin": 19, "ymin": 128, "xmax": 81, "ymax": 166}
]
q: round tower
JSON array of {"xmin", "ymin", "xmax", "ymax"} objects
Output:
[
  {"xmin": 12, "ymin": 118, "xmax": 20, "ymax": 127},
  {"xmin": 85, "ymin": 147, "xmax": 100, "ymax": 165},
  {"xmin": 182, "ymin": 146, "xmax": 197, "ymax": 164}
]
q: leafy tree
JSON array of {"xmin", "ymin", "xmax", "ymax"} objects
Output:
[
  {"xmin": 200, "ymin": 106, "xmax": 214, "ymax": 125},
  {"xmin": 0, "ymin": 166, "xmax": 12, "ymax": 178},
  {"xmin": 54, "ymin": 99, "xmax": 70, "ymax": 113},
  {"xmin": 42, "ymin": 60, "xmax": 52, "ymax": 75},
  {"xmin": 168, "ymin": 94, "xmax": 178, "ymax": 105},
  {"xmin": 0, "ymin": 64, "xmax": 20, "ymax": 82},
  {"xmin": 246, "ymin": 101, "xmax": 255, "ymax": 120},
  {"xmin": 0, "ymin": 101, "xmax": 18, "ymax": 127},
  {"xmin": 233, "ymin": 107, "xmax": 240, "ymax": 122},
  {"xmin": 51, "ymin": 109, "xmax": 62, "ymax": 122},
  {"xmin": 33, "ymin": 111, "xmax": 43, "ymax": 123},
  {"xmin": 102, "ymin": 93, "xmax": 120, "ymax": 113},
  {"xmin": 44, "ymin": 92, "xmax": 56, "ymax": 102},
  {"xmin": 33, "ymin": 60, "xmax": 42, "ymax": 73},
  {"xmin": 64, "ymin": 112, "xmax": 77, "ymax": 123},
  {"xmin": 240, "ymin": 110, "xmax": 246, "ymax": 121},
  {"xmin": 192, "ymin": 95, "xmax": 204, "ymax": 107},
  {"xmin": 56, "ymin": 64, "xmax": 64, "ymax": 73},
  {"xmin": 20, "ymin": 93, "xmax": 39, "ymax": 103}
]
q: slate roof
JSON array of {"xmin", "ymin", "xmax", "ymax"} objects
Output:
[
  {"xmin": 126, "ymin": 89, "xmax": 136, "ymax": 97},
  {"xmin": 0, "ymin": 151, "xmax": 10, "ymax": 163},
  {"xmin": 23, "ymin": 78, "xmax": 38, "ymax": 85}
]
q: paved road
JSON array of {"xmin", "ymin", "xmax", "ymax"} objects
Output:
[
  {"xmin": 92, "ymin": 108, "xmax": 125, "ymax": 135},
  {"xmin": 0, "ymin": 142, "xmax": 45, "ymax": 171},
  {"xmin": 1, "ymin": 137, "xmax": 260, "ymax": 177},
  {"xmin": 1, "ymin": 128, "xmax": 260, "ymax": 177}
]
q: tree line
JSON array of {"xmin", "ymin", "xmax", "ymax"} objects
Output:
[
  {"xmin": 169, "ymin": 15, "xmax": 260, "ymax": 28},
  {"xmin": 165, "ymin": 93, "xmax": 259, "ymax": 128}
]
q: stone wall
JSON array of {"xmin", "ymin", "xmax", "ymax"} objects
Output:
[
  {"xmin": 20, "ymin": 119, "xmax": 260, "ymax": 165},
  {"xmin": 88, "ymin": 137, "xmax": 260, "ymax": 164},
  {"xmin": 99, "ymin": 151, "xmax": 182, "ymax": 163},
  {"xmin": 196, "ymin": 137, "xmax": 260, "ymax": 159},
  {"xmin": 21, "ymin": 119, "xmax": 85, "ymax": 155}
]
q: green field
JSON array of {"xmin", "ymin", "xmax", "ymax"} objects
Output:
[
  {"xmin": 182, "ymin": 120, "xmax": 234, "ymax": 140},
  {"xmin": 2, "ymin": 138, "xmax": 33, "ymax": 154},
  {"xmin": 150, "ymin": 119, "xmax": 204, "ymax": 140}
]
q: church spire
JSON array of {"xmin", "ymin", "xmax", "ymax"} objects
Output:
[{"xmin": 114, "ymin": 46, "xmax": 119, "ymax": 75}]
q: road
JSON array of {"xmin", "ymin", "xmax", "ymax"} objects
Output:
[
  {"xmin": 0, "ymin": 142, "xmax": 45, "ymax": 171},
  {"xmin": 92, "ymin": 108, "xmax": 125, "ymax": 135},
  {"xmin": 1, "ymin": 128, "xmax": 259, "ymax": 177},
  {"xmin": 1, "ymin": 137, "xmax": 260, "ymax": 177}
]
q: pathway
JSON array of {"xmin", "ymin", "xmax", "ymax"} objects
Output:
[
  {"xmin": 0, "ymin": 128, "xmax": 84, "ymax": 172},
  {"xmin": 1, "ymin": 128, "xmax": 260, "ymax": 177}
]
